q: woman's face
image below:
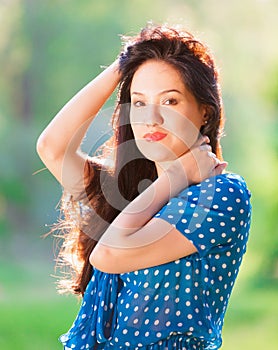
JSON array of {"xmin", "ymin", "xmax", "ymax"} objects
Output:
[{"xmin": 130, "ymin": 60, "xmax": 206, "ymax": 162}]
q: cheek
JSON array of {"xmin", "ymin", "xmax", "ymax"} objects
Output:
[
  {"xmin": 130, "ymin": 123, "xmax": 143, "ymax": 139},
  {"xmin": 163, "ymin": 114, "xmax": 201, "ymax": 149}
]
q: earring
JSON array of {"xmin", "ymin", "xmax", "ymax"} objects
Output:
[{"xmin": 204, "ymin": 120, "xmax": 208, "ymax": 125}]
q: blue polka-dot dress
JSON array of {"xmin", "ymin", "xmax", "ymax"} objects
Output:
[{"xmin": 60, "ymin": 173, "xmax": 252, "ymax": 349}]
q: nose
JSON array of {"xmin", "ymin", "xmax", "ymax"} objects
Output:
[{"xmin": 144, "ymin": 104, "xmax": 164, "ymax": 126}]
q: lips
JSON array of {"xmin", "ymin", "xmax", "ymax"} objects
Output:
[{"xmin": 143, "ymin": 132, "xmax": 167, "ymax": 142}]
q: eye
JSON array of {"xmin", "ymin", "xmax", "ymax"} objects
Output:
[
  {"xmin": 164, "ymin": 98, "xmax": 178, "ymax": 105},
  {"xmin": 133, "ymin": 100, "xmax": 146, "ymax": 107}
]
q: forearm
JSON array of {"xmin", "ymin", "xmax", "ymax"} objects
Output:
[
  {"xmin": 37, "ymin": 60, "xmax": 120, "ymax": 161},
  {"xmin": 98, "ymin": 166, "xmax": 189, "ymax": 247}
]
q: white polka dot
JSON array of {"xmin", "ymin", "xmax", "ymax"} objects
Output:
[
  {"xmin": 133, "ymin": 318, "xmax": 139, "ymax": 324},
  {"xmin": 154, "ymin": 319, "xmax": 160, "ymax": 326},
  {"xmin": 187, "ymin": 314, "xmax": 193, "ymax": 319},
  {"xmin": 144, "ymin": 319, "xmax": 149, "ymax": 325},
  {"xmin": 123, "ymin": 329, "xmax": 128, "ymax": 334},
  {"xmin": 181, "ymin": 218, "xmax": 187, "ymax": 223},
  {"xmin": 165, "ymin": 308, "xmax": 170, "ymax": 314},
  {"xmin": 164, "ymin": 269, "xmax": 170, "ymax": 275}
]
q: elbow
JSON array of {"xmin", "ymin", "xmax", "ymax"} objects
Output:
[
  {"xmin": 90, "ymin": 244, "xmax": 117, "ymax": 274},
  {"xmin": 36, "ymin": 132, "xmax": 61, "ymax": 163}
]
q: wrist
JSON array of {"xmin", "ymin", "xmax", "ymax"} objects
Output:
[{"xmin": 164, "ymin": 164, "xmax": 190, "ymax": 197}]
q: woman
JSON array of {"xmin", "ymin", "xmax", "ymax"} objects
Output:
[{"xmin": 37, "ymin": 24, "xmax": 251, "ymax": 349}]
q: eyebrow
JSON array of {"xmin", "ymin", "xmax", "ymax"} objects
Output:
[{"xmin": 131, "ymin": 89, "xmax": 183, "ymax": 96}]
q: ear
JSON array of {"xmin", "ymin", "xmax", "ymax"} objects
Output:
[
  {"xmin": 202, "ymin": 115, "xmax": 209, "ymax": 126},
  {"xmin": 201, "ymin": 106, "xmax": 209, "ymax": 126}
]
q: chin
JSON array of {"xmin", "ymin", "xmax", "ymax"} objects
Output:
[{"xmin": 135, "ymin": 140, "xmax": 177, "ymax": 162}]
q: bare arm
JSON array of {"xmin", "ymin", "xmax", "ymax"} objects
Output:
[
  {"xmin": 90, "ymin": 138, "xmax": 227, "ymax": 273},
  {"xmin": 36, "ymin": 60, "xmax": 121, "ymax": 195}
]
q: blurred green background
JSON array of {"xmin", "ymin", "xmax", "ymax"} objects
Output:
[{"xmin": 1, "ymin": 0, "xmax": 277, "ymax": 349}]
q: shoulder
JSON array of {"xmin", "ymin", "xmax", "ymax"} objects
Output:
[
  {"xmin": 173, "ymin": 171, "xmax": 252, "ymax": 229},
  {"xmin": 179, "ymin": 172, "xmax": 251, "ymax": 205}
]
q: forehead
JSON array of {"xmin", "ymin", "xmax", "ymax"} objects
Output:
[{"xmin": 130, "ymin": 60, "xmax": 185, "ymax": 92}]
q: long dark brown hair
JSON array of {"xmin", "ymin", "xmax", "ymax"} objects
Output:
[{"xmin": 55, "ymin": 24, "xmax": 224, "ymax": 296}]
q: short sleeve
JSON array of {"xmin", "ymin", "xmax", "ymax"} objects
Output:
[{"xmin": 154, "ymin": 173, "xmax": 251, "ymax": 257}]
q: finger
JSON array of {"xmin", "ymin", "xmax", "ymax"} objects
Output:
[
  {"xmin": 199, "ymin": 144, "xmax": 211, "ymax": 152},
  {"xmin": 196, "ymin": 135, "xmax": 210, "ymax": 147},
  {"xmin": 213, "ymin": 161, "xmax": 228, "ymax": 175}
]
